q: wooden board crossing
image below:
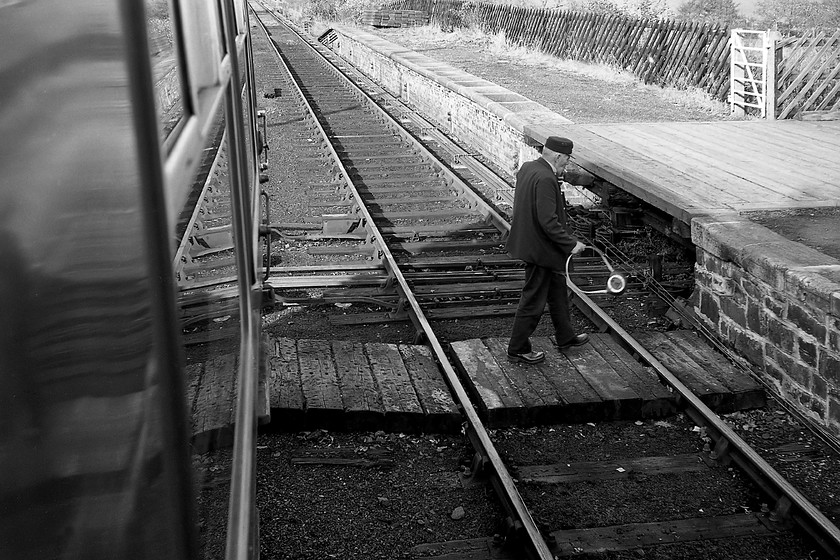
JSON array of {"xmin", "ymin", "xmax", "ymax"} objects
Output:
[
  {"xmin": 266, "ymin": 337, "xmax": 460, "ymax": 433},
  {"xmin": 449, "ymin": 331, "xmax": 764, "ymax": 427},
  {"xmin": 187, "ymin": 337, "xmax": 461, "ymax": 450},
  {"xmin": 635, "ymin": 330, "xmax": 767, "ymax": 413},
  {"xmin": 187, "ymin": 331, "xmax": 764, "ymax": 451},
  {"xmin": 186, "ymin": 347, "xmax": 271, "ymax": 454}
]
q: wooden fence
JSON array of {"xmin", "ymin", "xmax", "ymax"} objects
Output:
[
  {"xmin": 776, "ymin": 28, "xmax": 840, "ymax": 119},
  {"xmin": 388, "ymin": 0, "xmax": 732, "ymax": 100},
  {"xmin": 360, "ymin": 9, "xmax": 429, "ymax": 27}
]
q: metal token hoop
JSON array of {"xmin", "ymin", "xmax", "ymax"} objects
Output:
[{"xmin": 565, "ymin": 245, "xmax": 628, "ymax": 295}]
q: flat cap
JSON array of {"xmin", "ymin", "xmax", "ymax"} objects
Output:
[{"xmin": 544, "ymin": 136, "xmax": 573, "ymax": 154}]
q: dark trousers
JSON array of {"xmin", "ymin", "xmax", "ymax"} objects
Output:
[{"xmin": 508, "ymin": 263, "xmax": 575, "ymax": 354}]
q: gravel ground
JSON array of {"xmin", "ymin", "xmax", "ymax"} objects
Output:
[
  {"xmin": 195, "ymin": 431, "xmax": 500, "ymax": 560},
  {"xmin": 496, "ymin": 412, "xmax": 837, "ymax": 559},
  {"xmin": 190, "ymin": 20, "xmax": 840, "ymax": 560}
]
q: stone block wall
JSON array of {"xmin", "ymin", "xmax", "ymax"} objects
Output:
[{"xmin": 693, "ymin": 215, "xmax": 840, "ymax": 435}]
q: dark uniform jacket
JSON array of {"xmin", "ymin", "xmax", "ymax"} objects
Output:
[{"xmin": 506, "ymin": 157, "xmax": 578, "ymax": 270}]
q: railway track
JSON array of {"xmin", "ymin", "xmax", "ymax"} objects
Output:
[
  {"xmin": 256, "ymin": 18, "xmax": 523, "ymax": 326},
  {"xmin": 254, "ymin": 10, "xmax": 679, "ymax": 329},
  {"xmin": 192, "ymin": 5, "xmax": 840, "ymax": 558}
]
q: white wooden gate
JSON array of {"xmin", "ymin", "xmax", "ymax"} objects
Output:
[{"xmin": 730, "ymin": 29, "xmax": 780, "ymax": 119}]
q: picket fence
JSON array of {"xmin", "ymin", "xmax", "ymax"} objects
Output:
[
  {"xmin": 388, "ymin": 0, "xmax": 731, "ymax": 100},
  {"xmin": 360, "ymin": 9, "xmax": 429, "ymax": 27}
]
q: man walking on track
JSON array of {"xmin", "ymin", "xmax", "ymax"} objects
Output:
[{"xmin": 506, "ymin": 136, "xmax": 589, "ymax": 364}]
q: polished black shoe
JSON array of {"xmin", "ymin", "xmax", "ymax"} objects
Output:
[
  {"xmin": 507, "ymin": 350, "xmax": 546, "ymax": 364},
  {"xmin": 556, "ymin": 333, "xmax": 590, "ymax": 349}
]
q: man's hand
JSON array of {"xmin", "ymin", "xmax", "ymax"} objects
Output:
[{"xmin": 571, "ymin": 241, "xmax": 586, "ymax": 255}]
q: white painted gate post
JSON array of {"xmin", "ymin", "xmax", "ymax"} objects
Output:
[
  {"xmin": 765, "ymin": 29, "xmax": 781, "ymax": 120},
  {"xmin": 730, "ymin": 29, "xmax": 746, "ymax": 117}
]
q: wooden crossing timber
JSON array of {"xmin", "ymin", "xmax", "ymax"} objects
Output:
[
  {"xmin": 449, "ymin": 332, "xmax": 764, "ymax": 427},
  {"xmin": 188, "ymin": 337, "xmax": 460, "ymax": 450},
  {"xmin": 267, "ymin": 337, "xmax": 461, "ymax": 433},
  {"xmin": 634, "ymin": 330, "xmax": 766, "ymax": 413},
  {"xmin": 186, "ymin": 347, "xmax": 271, "ymax": 454},
  {"xmin": 187, "ymin": 331, "xmax": 764, "ymax": 451}
]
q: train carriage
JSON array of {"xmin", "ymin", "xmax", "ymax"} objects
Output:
[{"xmin": 0, "ymin": 1, "xmax": 262, "ymax": 558}]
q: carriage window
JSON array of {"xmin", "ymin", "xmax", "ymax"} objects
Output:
[{"xmin": 146, "ymin": 0, "xmax": 183, "ymax": 140}]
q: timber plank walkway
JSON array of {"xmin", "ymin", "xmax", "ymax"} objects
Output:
[
  {"xmin": 186, "ymin": 336, "xmax": 462, "ymax": 452},
  {"xmin": 266, "ymin": 337, "xmax": 461, "ymax": 434},
  {"xmin": 449, "ymin": 331, "xmax": 765, "ymax": 428},
  {"xmin": 552, "ymin": 120, "xmax": 840, "ymax": 227}
]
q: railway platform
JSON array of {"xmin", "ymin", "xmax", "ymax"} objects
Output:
[{"xmin": 187, "ymin": 330, "xmax": 765, "ymax": 450}]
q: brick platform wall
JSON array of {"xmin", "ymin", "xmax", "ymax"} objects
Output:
[{"xmin": 693, "ymin": 215, "xmax": 840, "ymax": 436}]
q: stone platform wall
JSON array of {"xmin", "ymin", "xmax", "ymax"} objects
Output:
[{"xmin": 693, "ymin": 215, "xmax": 840, "ymax": 435}]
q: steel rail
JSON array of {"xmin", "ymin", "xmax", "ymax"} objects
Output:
[
  {"xmin": 253, "ymin": 8, "xmax": 523, "ymax": 302},
  {"xmin": 568, "ymin": 282, "xmax": 840, "ymax": 558},
  {"xmin": 250, "ymin": 7, "xmax": 555, "ymax": 558},
  {"xmin": 595, "ymin": 232, "xmax": 840, "ymax": 459}
]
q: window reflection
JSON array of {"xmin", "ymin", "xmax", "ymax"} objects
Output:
[{"xmin": 147, "ymin": 0, "xmax": 183, "ymax": 140}]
